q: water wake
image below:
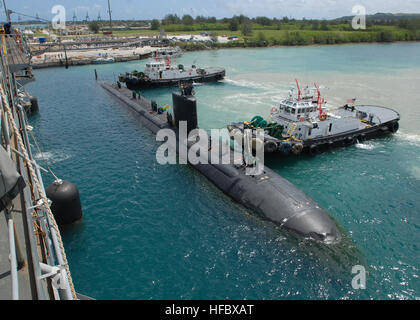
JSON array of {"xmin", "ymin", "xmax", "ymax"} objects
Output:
[
  {"xmin": 395, "ymin": 131, "xmax": 420, "ymax": 147},
  {"xmin": 34, "ymin": 150, "xmax": 71, "ymax": 164},
  {"xmin": 355, "ymin": 142, "xmax": 377, "ymax": 150}
]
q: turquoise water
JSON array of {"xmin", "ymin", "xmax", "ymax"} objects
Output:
[{"xmin": 26, "ymin": 43, "xmax": 420, "ymax": 299}]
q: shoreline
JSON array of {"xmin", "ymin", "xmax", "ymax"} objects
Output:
[
  {"xmin": 178, "ymin": 39, "xmax": 420, "ymax": 52},
  {"xmin": 30, "ymin": 40, "xmax": 420, "ymax": 70},
  {"xmin": 32, "ymin": 53, "xmax": 151, "ymax": 69}
]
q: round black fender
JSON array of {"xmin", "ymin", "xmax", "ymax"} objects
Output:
[
  {"xmin": 291, "ymin": 143, "xmax": 304, "ymax": 155},
  {"xmin": 264, "ymin": 140, "xmax": 278, "ymax": 153},
  {"xmin": 46, "ymin": 180, "xmax": 83, "ymax": 226},
  {"xmin": 345, "ymin": 136, "xmax": 356, "ymax": 145},
  {"xmin": 388, "ymin": 121, "xmax": 399, "ymax": 133},
  {"xmin": 29, "ymin": 96, "xmax": 39, "ymax": 113},
  {"xmin": 308, "ymin": 144, "xmax": 319, "ymax": 156}
]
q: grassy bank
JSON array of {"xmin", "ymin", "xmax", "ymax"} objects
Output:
[
  {"xmin": 105, "ymin": 21, "xmax": 420, "ymax": 49},
  {"xmin": 172, "ymin": 32, "xmax": 419, "ymax": 53}
]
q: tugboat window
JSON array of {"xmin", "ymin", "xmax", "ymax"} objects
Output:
[
  {"xmin": 291, "ymin": 108, "xmax": 296, "ymax": 114},
  {"xmin": 329, "ymin": 123, "xmax": 332, "ymax": 132}
]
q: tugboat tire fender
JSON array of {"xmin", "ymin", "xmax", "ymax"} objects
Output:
[
  {"xmin": 291, "ymin": 143, "xmax": 304, "ymax": 155},
  {"xmin": 388, "ymin": 121, "xmax": 399, "ymax": 133},
  {"xmin": 308, "ymin": 144, "xmax": 319, "ymax": 156},
  {"xmin": 264, "ymin": 140, "xmax": 278, "ymax": 153},
  {"xmin": 345, "ymin": 136, "xmax": 356, "ymax": 145}
]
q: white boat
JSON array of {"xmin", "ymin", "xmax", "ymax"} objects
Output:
[{"xmin": 92, "ymin": 57, "xmax": 115, "ymax": 64}]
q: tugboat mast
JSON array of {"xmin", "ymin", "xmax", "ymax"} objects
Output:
[{"xmin": 107, "ymin": 0, "xmax": 113, "ymax": 33}]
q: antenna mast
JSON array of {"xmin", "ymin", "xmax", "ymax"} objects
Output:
[
  {"xmin": 107, "ymin": 0, "xmax": 113, "ymax": 33},
  {"xmin": 295, "ymin": 79, "xmax": 301, "ymax": 101},
  {"xmin": 2, "ymin": 0, "xmax": 11, "ymax": 22}
]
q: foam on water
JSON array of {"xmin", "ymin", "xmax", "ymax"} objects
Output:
[
  {"xmin": 355, "ymin": 142, "xmax": 377, "ymax": 150},
  {"xmin": 33, "ymin": 150, "xmax": 71, "ymax": 164},
  {"xmin": 395, "ymin": 131, "xmax": 420, "ymax": 148}
]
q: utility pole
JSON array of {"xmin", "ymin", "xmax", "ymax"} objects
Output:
[{"xmin": 107, "ymin": 0, "xmax": 113, "ymax": 33}]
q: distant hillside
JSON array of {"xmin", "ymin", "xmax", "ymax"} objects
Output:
[{"xmin": 338, "ymin": 12, "xmax": 420, "ymax": 21}]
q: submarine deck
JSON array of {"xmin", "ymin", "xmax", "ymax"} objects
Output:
[{"xmin": 101, "ymin": 82, "xmax": 169, "ymax": 131}]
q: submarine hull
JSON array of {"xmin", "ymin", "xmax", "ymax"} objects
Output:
[
  {"xmin": 193, "ymin": 162, "xmax": 340, "ymax": 243},
  {"xmin": 101, "ymin": 82, "xmax": 341, "ymax": 244}
]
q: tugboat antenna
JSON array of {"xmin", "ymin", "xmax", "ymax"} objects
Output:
[{"xmin": 295, "ymin": 79, "xmax": 301, "ymax": 101}]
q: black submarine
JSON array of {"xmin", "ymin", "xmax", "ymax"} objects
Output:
[{"xmin": 101, "ymin": 81, "xmax": 342, "ymax": 244}]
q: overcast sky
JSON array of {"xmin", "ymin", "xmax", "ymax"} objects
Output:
[{"xmin": 4, "ymin": 0, "xmax": 420, "ymax": 22}]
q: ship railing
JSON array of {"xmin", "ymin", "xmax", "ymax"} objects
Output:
[
  {"xmin": 4, "ymin": 208, "xmax": 20, "ymax": 299},
  {"xmin": 0, "ymin": 35, "xmax": 76, "ymax": 300}
]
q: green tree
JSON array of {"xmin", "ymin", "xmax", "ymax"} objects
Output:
[
  {"xmin": 320, "ymin": 20, "xmax": 329, "ymax": 31},
  {"xmin": 151, "ymin": 19, "xmax": 160, "ymax": 30},
  {"xmin": 229, "ymin": 19, "xmax": 239, "ymax": 31},
  {"xmin": 255, "ymin": 16, "xmax": 272, "ymax": 26},
  {"xmin": 162, "ymin": 14, "xmax": 181, "ymax": 25},
  {"xmin": 256, "ymin": 31, "xmax": 267, "ymax": 45},
  {"xmin": 182, "ymin": 14, "xmax": 194, "ymax": 25},
  {"xmin": 235, "ymin": 15, "xmax": 249, "ymax": 25},
  {"xmin": 195, "ymin": 15, "xmax": 206, "ymax": 24},
  {"xmin": 88, "ymin": 21, "xmax": 100, "ymax": 33},
  {"xmin": 241, "ymin": 20, "xmax": 253, "ymax": 36},
  {"xmin": 378, "ymin": 30, "xmax": 395, "ymax": 42}
]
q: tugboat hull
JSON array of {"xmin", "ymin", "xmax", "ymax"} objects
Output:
[
  {"xmin": 304, "ymin": 119, "xmax": 399, "ymax": 156},
  {"xmin": 123, "ymin": 69, "xmax": 226, "ymax": 89},
  {"xmin": 229, "ymin": 105, "xmax": 400, "ymax": 156}
]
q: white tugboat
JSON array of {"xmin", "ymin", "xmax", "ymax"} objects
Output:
[
  {"xmin": 228, "ymin": 80, "xmax": 400, "ymax": 156},
  {"xmin": 118, "ymin": 56, "xmax": 225, "ymax": 89}
]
